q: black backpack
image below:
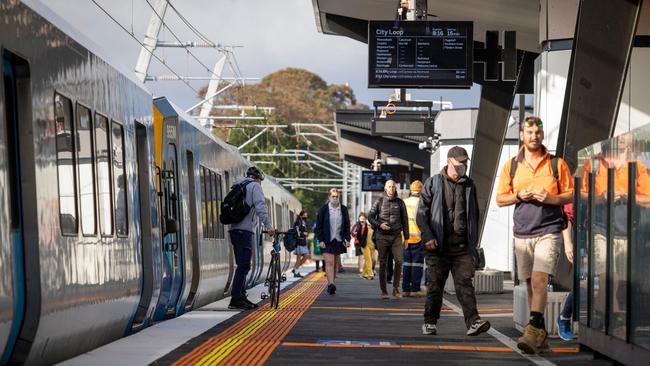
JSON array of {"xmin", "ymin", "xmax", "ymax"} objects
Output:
[{"xmin": 219, "ymin": 180, "xmax": 253, "ymax": 225}]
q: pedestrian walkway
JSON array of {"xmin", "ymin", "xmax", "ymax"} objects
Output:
[{"xmin": 62, "ymin": 269, "xmax": 614, "ymax": 365}]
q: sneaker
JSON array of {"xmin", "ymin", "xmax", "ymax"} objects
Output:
[
  {"xmin": 228, "ymin": 299, "xmax": 255, "ymax": 311},
  {"xmin": 327, "ymin": 283, "xmax": 336, "ymax": 295},
  {"xmin": 556, "ymin": 316, "xmax": 574, "ymax": 341},
  {"xmin": 517, "ymin": 324, "xmax": 548, "ymax": 355},
  {"xmin": 403, "ymin": 291, "xmax": 412, "ymax": 297},
  {"xmin": 387, "ymin": 279, "xmax": 392, "ymax": 284},
  {"xmin": 243, "ymin": 298, "xmax": 259, "ymax": 309},
  {"xmin": 412, "ymin": 290, "xmax": 426, "ymax": 298},
  {"xmin": 338, "ymin": 267, "xmax": 345, "ymax": 273},
  {"xmin": 294, "ymin": 271, "xmax": 304, "ymax": 278},
  {"xmin": 393, "ymin": 288, "xmax": 402, "ymax": 299},
  {"xmin": 381, "ymin": 292, "xmax": 389, "ymax": 300},
  {"xmin": 466, "ymin": 319, "xmax": 491, "ymax": 336},
  {"xmin": 422, "ymin": 323, "xmax": 437, "ymax": 335}
]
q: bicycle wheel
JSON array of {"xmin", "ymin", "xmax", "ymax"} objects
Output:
[
  {"xmin": 269, "ymin": 254, "xmax": 279, "ymax": 309},
  {"xmin": 273, "ymin": 253, "xmax": 281, "ymax": 308}
]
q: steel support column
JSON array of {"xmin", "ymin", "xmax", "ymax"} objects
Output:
[{"xmin": 556, "ymin": 0, "xmax": 643, "ymax": 171}]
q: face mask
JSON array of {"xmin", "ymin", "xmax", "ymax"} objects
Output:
[
  {"xmin": 330, "ymin": 198, "xmax": 339, "ymax": 206},
  {"xmin": 453, "ymin": 163, "xmax": 467, "ymax": 177}
]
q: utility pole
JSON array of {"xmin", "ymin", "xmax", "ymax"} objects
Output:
[{"xmin": 134, "ymin": 0, "xmax": 168, "ymax": 82}]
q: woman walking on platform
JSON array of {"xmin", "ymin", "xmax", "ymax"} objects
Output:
[
  {"xmin": 352, "ymin": 212, "xmax": 375, "ymax": 279},
  {"xmin": 315, "ymin": 188, "xmax": 351, "ymax": 294},
  {"xmin": 292, "ymin": 211, "xmax": 310, "ymax": 278}
]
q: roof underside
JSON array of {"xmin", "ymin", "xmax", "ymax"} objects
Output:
[{"xmin": 313, "ymin": 0, "xmax": 541, "ymax": 52}]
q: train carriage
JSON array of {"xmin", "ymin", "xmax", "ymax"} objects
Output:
[{"xmin": 0, "ymin": 1, "xmax": 300, "ymax": 365}]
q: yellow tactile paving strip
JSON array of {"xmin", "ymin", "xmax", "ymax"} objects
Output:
[{"xmin": 172, "ymin": 272, "xmax": 326, "ymax": 366}]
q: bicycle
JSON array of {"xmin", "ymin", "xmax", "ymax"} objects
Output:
[{"xmin": 260, "ymin": 230, "xmax": 295, "ymax": 309}]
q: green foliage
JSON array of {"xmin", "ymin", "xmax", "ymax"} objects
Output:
[{"xmin": 200, "ymin": 68, "xmax": 367, "ymax": 212}]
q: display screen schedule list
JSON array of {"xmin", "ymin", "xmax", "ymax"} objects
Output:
[{"xmin": 368, "ymin": 21, "xmax": 473, "ymax": 88}]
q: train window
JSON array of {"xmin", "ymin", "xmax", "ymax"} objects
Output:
[
  {"xmin": 95, "ymin": 113, "xmax": 113, "ymax": 236},
  {"xmin": 215, "ymin": 173, "xmax": 224, "ymax": 239},
  {"xmin": 54, "ymin": 93, "xmax": 78, "ymax": 235},
  {"xmin": 76, "ymin": 104, "xmax": 97, "ymax": 236},
  {"xmin": 200, "ymin": 166, "xmax": 207, "ymax": 238},
  {"xmin": 275, "ymin": 203, "xmax": 283, "ymax": 231},
  {"xmin": 205, "ymin": 167, "xmax": 214, "ymax": 238},
  {"xmin": 210, "ymin": 171, "xmax": 219, "ymax": 239},
  {"xmin": 112, "ymin": 121, "xmax": 128, "ymax": 236}
]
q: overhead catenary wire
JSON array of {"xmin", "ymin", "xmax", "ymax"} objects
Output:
[
  {"xmin": 88, "ymin": 0, "xmax": 200, "ymax": 94},
  {"xmin": 142, "ymin": 0, "xmax": 238, "ymax": 85}
]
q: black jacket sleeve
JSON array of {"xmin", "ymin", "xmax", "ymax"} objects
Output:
[
  {"xmin": 314, "ymin": 205, "xmax": 325, "ymax": 243},
  {"xmin": 342, "ymin": 205, "xmax": 351, "ymax": 242},
  {"xmin": 417, "ymin": 177, "xmax": 435, "ymax": 244},
  {"xmin": 368, "ymin": 198, "xmax": 381, "ymax": 229},
  {"xmin": 400, "ymin": 199, "xmax": 410, "ymax": 240}
]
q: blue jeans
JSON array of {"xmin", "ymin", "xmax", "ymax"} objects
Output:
[
  {"xmin": 230, "ymin": 229, "xmax": 253, "ymax": 301},
  {"xmin": 402, "ymin": 242, "xmax": 424, "ymax": 292}
]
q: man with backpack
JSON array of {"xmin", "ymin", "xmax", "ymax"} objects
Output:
[
  {"xmin": 496, "ymin": 117, "xmax": 574, "ymax": 354},
  {"xmin": 417, "ymin": 146, "xmax": 490, "ymax": 337},
  {"xmin": 225, "ymin": 166, "xmax": 276, "ymax": 310}
]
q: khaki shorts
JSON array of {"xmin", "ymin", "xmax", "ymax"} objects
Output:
[
  {"xmin": 593, "ymin": 234, "xmax": 628, "ymax": 274},
  {"xmin": 515, "ymin": 232, "xmax": 562, "ymax": 280}
]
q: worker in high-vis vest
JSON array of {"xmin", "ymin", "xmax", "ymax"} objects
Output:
[{"xmin": 402, "ymin": 180, "xmax": 425, "ymax": 297}]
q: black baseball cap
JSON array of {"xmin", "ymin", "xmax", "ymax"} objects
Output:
[{"xmin": 447, "ymin": 146, "xmax": 469, "ymax": 161}]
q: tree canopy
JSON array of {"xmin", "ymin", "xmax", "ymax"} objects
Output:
[{"xmin": 200, "ymin": 68, "xmax": 366, "ymax": 219}]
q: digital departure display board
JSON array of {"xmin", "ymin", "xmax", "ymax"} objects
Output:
[
  {"xmin": 362, "ymin": 171, "xmax": 394, "ymax": 192},
  {"xmin": 368, "ymin": 21, "xmax": 473, "ymax": 88}
]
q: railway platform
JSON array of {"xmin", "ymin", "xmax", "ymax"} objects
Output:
[{"xmin": 60, "ymin": 268, "xmax": 613, "ymax": 366}]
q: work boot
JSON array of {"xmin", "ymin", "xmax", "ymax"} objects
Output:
[
  {"xmin": 393, "ymin": 288, "xmax": 402, "ymax": 299},
  {"xmin": 381, "ymin": 292, "xmax": 389, "ymax": 300},
  {"xmin": 517, "ymin": 324, "xmax": 548, "ymax": 355}
]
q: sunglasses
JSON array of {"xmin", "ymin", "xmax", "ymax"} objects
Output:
[{"xmin": 523, "ymin": 117, "xmax": 543, "ymax": 128}]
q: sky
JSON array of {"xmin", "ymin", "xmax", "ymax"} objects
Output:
[{"xmin": 39, "ymin": 0, "xmax": 482, "ymax": 112}]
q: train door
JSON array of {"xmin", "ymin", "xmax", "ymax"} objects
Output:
[
  {"xmin": 184, "ymin": 150, "xmax": 200, "ymax": 311},
  {"xmin": 154, "ymin": 119, "xmax": 184, "ymax": 319},
  {"xmin": 131, "ymin": 122, "xmax": 154, "ymax": 330},
  {"xmin": 0, "ymin": 51, "xmax": 30, "ymax": 365}
]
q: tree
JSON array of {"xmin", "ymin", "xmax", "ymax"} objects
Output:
[{"xmin": 199, "ymin": 68, "xmax": 367, "ymax": 218}]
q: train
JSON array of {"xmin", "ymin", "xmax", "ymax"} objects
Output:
[{"xmin": 0, "ymin": 1, "xmax": 301, "ymax": 364}]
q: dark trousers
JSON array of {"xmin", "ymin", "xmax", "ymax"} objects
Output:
[
  {"xmin": 424, "ymin": 253, "xmax": 479, "ymax": 328},
  {"xmin": 387, "ymin": 251, "xmax": 393, "ymax": 281},
  {"xmin": 402, "ymin": 242, "xmax": 424, "ymax": 292},
  {"xmin": 377, "ymin": 233, "xmax": 404, "ymax": 294},
  {"xmin": 229, "ymin": 230, "xmax": 253, "ymax": 301}
]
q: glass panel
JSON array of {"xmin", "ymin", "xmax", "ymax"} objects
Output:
[
  {"xmin": 215, "ymin": 174, "xmax": 223, "ymax": 239},
  {"xmin": 54, "ymin": 94, "xmax": 78, "ymax": 234},
  {"xmin": 210, "ymin": 171, "xmax": 218, "ymax": 239},
  {"xmin": 112, "ymin": 121, "xmax": 128, "ymax": 236},
  {"xmin": 609, "ymin": 135, "xmax": 631, "ymax": 339},
  {"xmin": 200, "ymin": 167, "xmax": 207, "ymax": 238},
  {"xmin": 275, "ymin": 203, "xmax": 282, "ymax": 231},
  {"xmin": 591, "ymin": 154, "xmax": 607, "ymax": 332},
  {"xmin": 205, "ymin": 167, "xmax": 213, "ymax": 239},
  {"xmin": 76, "ymin": 104, "xmax": 96, "ymax": 235},
  {"xmin": 632, "ymin": 131, "xmax": 650, "ymax": 349},
  {"xmin": 95, "ymin": 114, "xmax": 113, "ymax": 236}
]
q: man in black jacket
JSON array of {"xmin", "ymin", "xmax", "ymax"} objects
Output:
[
  {"xmin": 416, "ymin": 146, "xmax": 490, "ymax": 336},
  {"xmin": 369, "ymin": 179, "xmax": 409, "ymax": 299}
]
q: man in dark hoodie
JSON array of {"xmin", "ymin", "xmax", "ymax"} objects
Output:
[{"xmin": 417, "ymin": 146, "xmax": 490, "ymax": 336}]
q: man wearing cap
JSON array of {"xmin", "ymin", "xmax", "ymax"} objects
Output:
[
  {"xmin": 496, "ymin": 117, "xmax": 573, "ymax": 354},
  {"xmin": 402, "ymin": 180, "xmax": 425, "ymax": 297},
  {"xmin": 417, "ymin": 146, "xmax": 490, "ymax": 336}
]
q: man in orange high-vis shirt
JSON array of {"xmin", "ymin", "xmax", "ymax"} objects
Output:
[{"xmin": 496, "ymin": 117, "xmax": 573, "ymax": 354}]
